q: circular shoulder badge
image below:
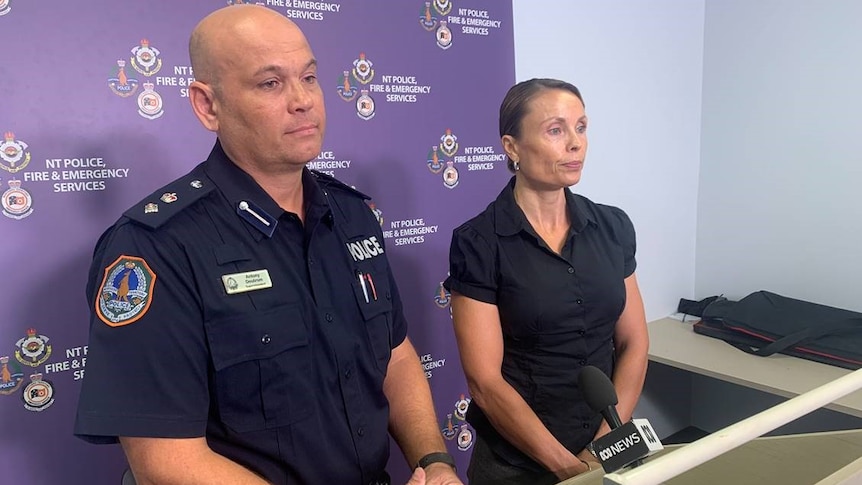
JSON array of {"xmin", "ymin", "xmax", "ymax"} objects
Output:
[{"xmin": 96, "ymin": 255, "xmax": 157, "ymax": 327}]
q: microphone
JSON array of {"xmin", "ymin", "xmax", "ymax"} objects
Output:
[
  {"xmin": 579, "ymin": 365, "xmax": 623, "ymax": 429},
  {"xmin": 579, "ymin": 366, "xmax": 663, "ymax": 472}
]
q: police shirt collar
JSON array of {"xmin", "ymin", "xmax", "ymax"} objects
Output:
[
  {"xmin": 302, "ymin": 168, "xmax": 333, "ymax": 227},
  {"xmin": 493, "ymin": 176, "xmax": 594, "ymax": 237},
  {"xmin": 203, "ymin": 140, "xmax": 287, "ymax": 239}
]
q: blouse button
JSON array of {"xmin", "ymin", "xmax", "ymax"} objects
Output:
[{"xmin": 261, "ymin": 334, "xmax": 271, "ymax": 345}]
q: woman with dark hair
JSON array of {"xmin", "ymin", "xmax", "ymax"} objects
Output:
[{"xmin": 444, "ymin": 78, "xmax": 649, "ymax": 484}]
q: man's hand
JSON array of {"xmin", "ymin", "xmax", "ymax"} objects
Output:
[
  {"xmin": 403, "ymin": 463, "xmax": 463, "ymax": 485},
  {"xmin": 423, "ymin": 462, "xmax": 463, "ymax": 485},
  {"xmin": 405, "ymin": 466, "xmax": 425, "ymax": 485}
]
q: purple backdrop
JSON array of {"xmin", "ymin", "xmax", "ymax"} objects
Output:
[{"xmin": 0, "ymin": 1, "xmax": 514, "ymax": 483}]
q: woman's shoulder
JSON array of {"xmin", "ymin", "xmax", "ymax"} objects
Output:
[
  {"xmin": 452, "ymin": 199, "xmax": 497, "ymax": 236},
  {"xmin": 571, "ymin": 193, "xmax": 634, "ymax": 232}
]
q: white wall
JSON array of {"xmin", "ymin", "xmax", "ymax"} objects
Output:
[
  {"xmin": 512, "ymin": 0, "xmax": 706, "ymax": 322},
  {"xmin": 696, "ymin": 0, "xmax": 862, "ymax": 309},
  {"xmin": 689, "ymin": 0, "xmax": 862, "ymax": 435}
]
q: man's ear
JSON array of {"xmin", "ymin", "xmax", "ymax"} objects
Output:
[{"xmin": 188, "ymin": 81, "xmax": 219, "ymax": 132}]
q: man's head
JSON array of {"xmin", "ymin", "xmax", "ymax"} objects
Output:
[{"xmin": 188, "ymin": 5, "xmax": 325, "ymax": 175}]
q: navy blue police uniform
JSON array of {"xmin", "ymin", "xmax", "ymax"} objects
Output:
[
  {"xmin": 75, "ymin": 141, "xmax": 405, "ymax": 485},
  {"xmin": 444, "ymin": 176, "xmax": 636, "ymax": 482}
]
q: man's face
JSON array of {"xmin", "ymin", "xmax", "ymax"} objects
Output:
[{"xmin": 210, "ymin": 17, "xmax": 326, "ymax": 172}]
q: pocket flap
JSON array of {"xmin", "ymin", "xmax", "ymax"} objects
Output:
[{"xmin": 207, "ymin": 304, "xmax": 306, "ymax": 371}]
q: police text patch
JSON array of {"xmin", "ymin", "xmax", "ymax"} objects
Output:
[{"xmin": 346, "ymin": 236, "xmax": 385, "ymax": 262}]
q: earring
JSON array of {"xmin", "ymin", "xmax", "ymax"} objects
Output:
[{"xmin": 513, "ymin": 160, "xmax": 520, "ymax": 171}]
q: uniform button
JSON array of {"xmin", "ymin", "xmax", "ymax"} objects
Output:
[
  {"xmin": 583, "ymin": 423, "xmax": 591, "ymax": 429},
  {"xmin": 357, "ymin": 427, "xmax": 365, "ymax": 437},
  {"xmin": 576, "ymin": 298, "xmax": 584, "ymax": 305},
  {"xmin": 344, "ymin": 368, "xmax": 352, "ymax": 379},
  {"xmin": 578, "ymin": 329, "xmax": 586, "ymax": 336},
  {"xmin": 386, "ymin": 291, "xmax": 391, "ymax": 300},
  {"xmin": 309, "ymin": 258, "xmax": 315, "ymax": 265},
  {"xmin": 261, "ymin": 334, "xmax": 271, "ymax": 345},
  {"xmin": 567, "ymin": 267, "xmax": 575, "ymax": 274},
  {"xmin": 325, "ymin": 313, "xmax": 333, "ymax": 322},
  {"xmin": 580, "ymin": 360, "xmax": 587, "ymax": 366}
]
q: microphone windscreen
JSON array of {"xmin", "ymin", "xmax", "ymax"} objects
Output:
[{"xmin": 578, "ymin": 365, "xmax": 618, "ymax": 413}]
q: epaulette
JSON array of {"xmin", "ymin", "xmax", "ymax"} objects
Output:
[
  {"xmin": 123, "ymin": 172, "xmax": 215, "ymax": 230},
  {"xmin": 311, "ymin": 170, "xmax": 371, "ymax": 200}
]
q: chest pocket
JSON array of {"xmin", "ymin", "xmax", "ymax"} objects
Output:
[
  {"xmin": 206, "ymin": 304, "xmax": 312, "ymax": 432},
  {"xmin": 350, "ymin": 256, "xmax": 394, "ymax": 375}
]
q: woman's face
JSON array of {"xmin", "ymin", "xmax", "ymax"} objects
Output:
[{"xmin": 503, "ymin": 89, "xmax": 588, "ymax": 190}]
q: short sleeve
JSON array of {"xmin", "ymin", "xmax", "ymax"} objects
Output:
[
  {"xmin": 444, "ymin": 224, "xmax": 498, "ymax": 304},
  {"xmin": 74, "ymin": 220, "xmax": 210, "ymax": 443},
  {"xmin": 612, "ymin": 207, "xmax": 637, "ymax": 277}
]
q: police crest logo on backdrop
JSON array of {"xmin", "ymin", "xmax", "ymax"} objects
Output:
[
  {"xmin": 22, "ymin": 372, "xmax": 55, "ymax": 412},
  {"xmin": 15, "ymin": 328, "xmax": 52, "ymax": 368},
  {"xmin": 438, "ymin": 393, "xmax": 475, "ymax": 452},
  {"xmin": 108, "ymin": 60, "xmax": 141, "ymax": 98},
  {"xmin": 0, "ymin": 356, "xmax": 25, "ymax": 395},
  {"xmin": 0, "ymin": 132, "xmax": 31, "ymax": 174},
  {"xmin": 336, "ymin": 70, "xmax": 359, "ymax": 101},
  {"xmin": 105, "ymin": 40, "xmax": 166, "ymax": 120},
  {"xmin": 337, "ymin": 52, "xmax": 377, "ymax": 120},
  {"xmin": 2, "ymin": 178, "xmax": 33, "ymax": 219}
]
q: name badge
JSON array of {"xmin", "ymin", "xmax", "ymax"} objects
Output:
[{"xmin": 221, "ymin": 269, "xmax": 273, "ymax": 295}]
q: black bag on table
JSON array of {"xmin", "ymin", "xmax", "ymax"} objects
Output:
[{"xmin": 687, "ymin": 290, "xmax": 862, "ymax": 370}]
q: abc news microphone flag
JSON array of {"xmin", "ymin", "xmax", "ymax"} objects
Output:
[
  {"xmin": 580, "ymin": 365, "xmax": 664, "ymax": 472},
  {"xmin": 0, "ymin": 1, "xmax": 514, "ymax": 483}
]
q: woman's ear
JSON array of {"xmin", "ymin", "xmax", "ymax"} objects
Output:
[{"xmin": 501, "ymin": 134, "xmax": 519, "ymax": 163}]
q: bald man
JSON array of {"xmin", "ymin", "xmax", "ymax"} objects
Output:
[{"xmin": 75, "ymin": 5, "xmax": 461, "ymax": 485}]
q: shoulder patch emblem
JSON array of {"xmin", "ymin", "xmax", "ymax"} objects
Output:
[{"xmin": 96, "ymin": 255, "xmax": 156, "ymax": 327}]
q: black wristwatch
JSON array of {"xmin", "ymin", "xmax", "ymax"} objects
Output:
[{"xmin": 416, "ymin": 452, "xmax": 456, "ymax": 471}]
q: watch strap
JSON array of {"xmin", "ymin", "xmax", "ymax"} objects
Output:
[{"xmin": 416, "ymin": 451, "xmax": 456, "ymax": 471}]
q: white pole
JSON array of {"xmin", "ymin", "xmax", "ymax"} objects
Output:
[{"xmin": 603, "ymin": 367, "xmax": 862, "ymax": 485}]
